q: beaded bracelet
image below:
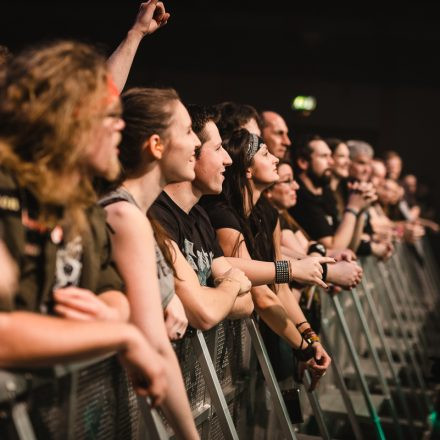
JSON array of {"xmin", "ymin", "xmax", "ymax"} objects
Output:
[
  {"xmin": 295, "ymin": 321, "xmax": 308, "ymax": 330},
  {"xmin": 275, "ymin": 260, "xmax": 291, "ymax": 284},
  {"xmin": 301, "ymin": 328, "xmax": 321, "ymax": 344}
]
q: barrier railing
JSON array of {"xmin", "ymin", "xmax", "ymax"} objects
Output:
[{"xmin": 1, "ymin": 237, "xmax": 438, "ymax": 439}]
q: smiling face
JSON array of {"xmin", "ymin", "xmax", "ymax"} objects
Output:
[
  {"xmin": 84, "ymin": 97, "xmax": 125, "ymax": 180},
  {"xmin": 371, "ymin": 159, "xmax": 387, "ymax": 189},
  {"xmin": 193, "ymin": 121, "xmax": 232, "ymax": 195},
  {"xmin": 161, "ymin": 100, "xmax": 200, "ymax": 184},
  {"xmin": 267, "ymin": 163, "xmax": 299, "ymax": 210},
  {"xmin": 331, "ymin": 142, "xmax": 350, "ymax": 179},
  {"xmin": 350, "ymin": 153, "xmax": 372, "ymax": 182},
  {"xmin": 247, "ymin": 143, "xmax": 280, "ymax": 189}
]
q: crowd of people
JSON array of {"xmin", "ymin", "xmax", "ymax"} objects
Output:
[{"xmin": 0, "ymin": 2, "xmax": 438, "ymax": 438}]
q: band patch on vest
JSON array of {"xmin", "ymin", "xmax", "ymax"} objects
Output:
[{"xmin": 0, "ymin": 189, "xmax": 20, "ymax": 213}]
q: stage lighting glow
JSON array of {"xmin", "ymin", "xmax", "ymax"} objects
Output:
[{"xmin": 291, "ymin": 95, "xmax": 317, "ymax": 112}]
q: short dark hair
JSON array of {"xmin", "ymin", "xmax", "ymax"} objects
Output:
[
  {"xmin": 186, "ymin": 104, "xmax": 220, "ymax": 158},
  {"xmin": 382, "ymin": 150, "xmax": 401, "ymax": 161},
  {"xmin": 292, "ymin": 134, "xmax": 323, "ymax": 173},
  {"xmin": 325, "ymin": 137, "xmax": 345, "ymax": 153},
  {"xmin": 215, "ymin": 101, "xmax": 262, "ymax": 142}
]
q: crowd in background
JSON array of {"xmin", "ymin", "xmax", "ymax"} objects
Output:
[{"xmin": 0, "ymin": 2, "xmax": 438, "ymax": 439}]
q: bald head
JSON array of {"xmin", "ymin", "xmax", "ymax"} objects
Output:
[{"xmin": 261, "ymin": 111, "xmax": 291, "ymax": 159}]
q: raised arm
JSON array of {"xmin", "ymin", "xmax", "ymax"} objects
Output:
[{"xmin": 107, "ymin": 1, "xmax": 170, "ymax": 91}]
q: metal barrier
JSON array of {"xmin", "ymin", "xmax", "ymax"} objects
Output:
[{"xmin": 1, "ymin": 237, "xmax": 438, "ymax": 439}]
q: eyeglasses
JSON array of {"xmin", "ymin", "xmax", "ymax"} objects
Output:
[{"xmin": 275, "ymin": 178, "xmax": 297, "ymax": 186}]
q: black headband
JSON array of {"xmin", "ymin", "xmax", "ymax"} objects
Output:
[{"xmin": 246, "ymin": 134, "xmax": 265, "ymax": 161}]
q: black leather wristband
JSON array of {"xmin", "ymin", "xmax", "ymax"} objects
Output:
[
  {"xmin": 344, "ymin": 207, "xmax": 359, "ymax": 217},
  {"xmin": 320, "ymin": 263, "xmax": 328, "ymax": 282},
  {"xmin": 307, "ymin": 242, "xmax": 326, "ymax": 257},
  {"xmin": 357, "ymin": 239, "xmax": 372, "ymax": 256},
  {"xmin": 294, "ymin": 344, "xmax": 315, "ymax": 362}
]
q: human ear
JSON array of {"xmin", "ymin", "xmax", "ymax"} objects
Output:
[
  {"xmin": 246, "ymin": 167, "xmax": 253, "ymax": 179},
  {"xmin": 297, "ymin": 157, "xmax": 309, "ymax": 172},
  {"xmin": 144, "ymin": 134, "xmax": 163, "ymax": 160}
]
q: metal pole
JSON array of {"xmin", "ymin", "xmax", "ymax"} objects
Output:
[
  {"xmin": 360, "ymin": 275, "xmax": 417, "ymax": 439},
  {"xmin": 388, "ymin": 256, "xmax": 431, "ymax": 371},
  {"xmin": 302, "ymin": 370, "xmax": 331, "ymax": 440},
  {"xmin": 377, "ymin": 262, "xmax": 433, "ymax": 415},
  {"xmin": 12, "ymin": 403, "xmax": 37, "ymax": 440},
  {"xmin": 364, "ymin": 260, "xmax": 426, "ymax": 422},
  {"xmin": 191, "ymin": 330, "xmax": 239, "ymax": 440},
  {"xmin": 245, "ymin": 317, "xmax": 297, "ymax": 440},
  {"xmin": 137, "ymin": 397, "xmax": 169, "ymax": 440},
  {"xmin": 320, "ymin": 327, "xmax": 364, "ymax": 440},
  {"xmin": 330, "ymin": 293, "xmax": 386, "ymax": 440},
  {"xmin": 350, "ymin": 287, "xmax": 404, "ymax": 440}
]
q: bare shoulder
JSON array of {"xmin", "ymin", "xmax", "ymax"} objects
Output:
[{"xmin": 104, "ymin": 202, "xmax": 153, "ymax": 236}]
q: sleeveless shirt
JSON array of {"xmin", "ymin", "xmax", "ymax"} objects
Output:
[{"xmin": 99, "ymin": 188, "xmax": 175, "ymax": 309}]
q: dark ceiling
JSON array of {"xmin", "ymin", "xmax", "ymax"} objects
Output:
[
  {"xmin": 3, "ymin": 2, "xmax": 440, "ymax": 87},
  {"xmin": 2, "ymin": 2, "xmax": 440, "ymax": 224}
]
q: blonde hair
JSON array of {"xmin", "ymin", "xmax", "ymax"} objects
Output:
[{"xmin": 0, "ymin": 40, "xmax": 110, "ymax": 235}]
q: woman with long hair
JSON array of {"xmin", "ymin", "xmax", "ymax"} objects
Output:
[
  {"xmin": 100, "ymin": 87, "xmax": 200, "ymax": 439},
  {"xmin": 203, "ymin": 129, "xmax": 333, "ymax": 389}
]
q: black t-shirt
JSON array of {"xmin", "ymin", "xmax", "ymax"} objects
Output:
[
  {"xmin": 149, "ymin": 191, "xmax": 223, "ymax": 286},
  {"xmin": 202, "ymin": 195, "xmax": 299, "ymax": 382},
  {"xmin": 202, "ymin": 195, "xmax": 279, "ymax": 262},
  {"xmin": 289, "ymin": 178, "xmax": 339, "ymax": 241}
]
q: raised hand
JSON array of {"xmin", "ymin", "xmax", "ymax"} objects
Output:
[{"xmin": 131, "ymin": 1, "xmax": 170, "ymax": 37}]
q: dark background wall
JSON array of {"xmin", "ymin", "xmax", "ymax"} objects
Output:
[{"xmin": 2, "ymin": 1, "xmax": 440, "ymax": 226}]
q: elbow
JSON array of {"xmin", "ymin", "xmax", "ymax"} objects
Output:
[
  {"xmin": 245, "ymin": 299, "xmax": 255, "ymax": 316},
  {"xmin": 188, "ymin": 311, "xmax": 221, "ymax": 332},
  {"xmin": 240, "ymin": 296, "xmax": 255, "ymax": 317},
  {"xmin": 252, "ymin": 292, "xmax": 277, "ymax": 311},
  {"xmin": 228, "ymin": 297, "xmax": 254, "ymax": 320}
]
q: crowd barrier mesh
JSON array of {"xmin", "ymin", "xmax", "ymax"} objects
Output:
[{"xmin": 0, "ymin": 237, "xmax": 438, "ymax": 439}]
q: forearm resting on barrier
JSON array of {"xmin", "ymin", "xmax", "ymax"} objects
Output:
[{"xmin": 0, "ymin": 311, "xmax": 145, "ymax": 367}]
